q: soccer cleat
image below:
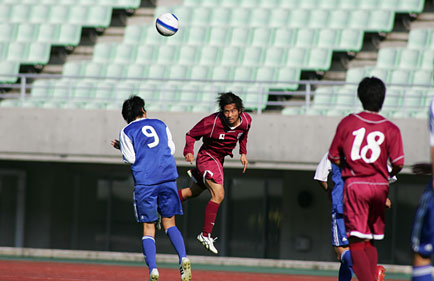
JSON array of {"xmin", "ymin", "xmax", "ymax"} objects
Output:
[
  {"xmin": 179, "ymin": 257, "xmax": 192, "ymax": 281},
  {"xmin": 197, "ymin": 232, "xmax": 218, "ymax": 254},
  {"xmin": 149, "ymin": 268, "xmax": 159, "ymax": 281},
  {"xmin": 376, "ymin": 265, "xmax": 386, "ymax": 281},
  {"xmin": 155, "ymin": 213, "xmax": 162, "ymax": 231}
]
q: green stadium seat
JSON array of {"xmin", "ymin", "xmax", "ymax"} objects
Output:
[
  {"xmin": 37, "ymin": 24, "xmax": 59, "ymax": 44},
  {"xmin": 186, "ymin": 26, "xmax": 209, "ymax": 45},
  {"xmin": 273, "ymin": 28, "xmax": 296, "ymax": 47},
  {"xmin": 260, "ymin": 0, "xmax": 281, "ymax": 8},
  {"xmin": 179, "ymin": 83, "xmax": 201, "ymax": 104},
  {"xmin": 295, "ymin": 29, "xmax": 317, "ymax": 48},
  {"xmin": 95, "ymin": 81, "xmax": 116, "ymax": 99},
  {"xmin": 191, "ymin": 7, "xmax": 212, "ymax": 25},
  {"xmin": 240, "ymin": 0, "xmax": 262, "ymax": 8},
  {"xmin": 80, "ymin": 62, "xmax": 106, "ymax": 78},
  {"xmin": 359, "ymin": 0, "xmax": 379, "ymax": 9},
  {"xmin": 328, "ymin": 10, "xmax": 350, "ymax": 29},
  {"xmin": 220, "ymin": 0, "xmax": 239, "ymax": 8},
  {"xmin": 7, "ymin": 42, "xmax": 29, "ymax": 62},
  {"xmin": 249, "ymin": 9, "xmax": 271, "ymax": 27},
  {"xmin": 11, "ymin": 4, "xmax": 31, "ymax": 23},
  {"xmin": 126, "ymin": 64, "xmax": 147, "ymax": 79},
  {"xmin": 0, "ymin": 99, "xmax": 20, "ymax": 107},
  {"xmin": 86, "ymin": 6, "xmax": 112, "ymax": 29},
  {"xmin": 275, "ymin": 67, "xmax": 301, "ymax": 90},
  {"xmin": 230, "ymin": 8, "xmax": 251, "ymax": 26},
  {"xmin": 404, "ymin": 88, "xmax": 425, "ymax": 114},
  {"xmin": 286, "ymin": 48, "xmax": 308, "ymax": 68},
  {"xmin": 147, "ymin": 65, "xmax": 168, "ymax": 80},
  {"xmin": 168, "ymin": 65, "xmax": 190, "ymax": 80},
  {"xmin": 230, "ymin": 27, "xmax": 251, "ymax": 46},
  {"xmin": 269, "ymin": 9, "xmax": 290, "ymax": 27},
  {"xmin": 408, "ymin": 29, "xmax": 431, "ymax": 49},
  {"xmin": 0, "ymin": 43, "xmax": 9, "ymax": 60},
  {"xmin": 109, "ymin": 0, "xmax": 141, "ymax": 10},
  {"xmin": 279, "ymin": 0, "xmax": 300, "ymax": 9},
  {"xmin": 397, "ymin": 0, "xmax": 425, "ymax": 13},
  {"xmin": 369, "ymin": 10, "xmax": 395, "ymax": 33},
  {"xmin": 377, "ymin": 48, "xmax": 400, "ymax": 69},
  {"xmin": 53, "ymin": 79, "xmax": 73, "ymax": 98},
  {"xmin": 208, "ymin": 26, "xmax": 230, "ymax": 46},
  {"xmin": 0, "ymin": 23, "xmax": 17, "ymax": 42},
  {"xmin": 305, "ymin": 86, "xmax": 335, "ymax": 115},
  {"xmin": 335, "ymin": 87, "xmax": 358, "ymax": 110},
  {"xmin": 421, "ymin": 51, "xmax": 434, "ymax": 70},
  {"xmin": 106, "ymin": 63, "xmax": 126, "ymax": 79},
  {"xmin": 319, "ymin": 0, "xmax": 340, "ymax": 9},
  {"xmin": 382, "ymin": 87, "xmax": 403, "ymax": 114},
  {"xmin": 233, "ymin": 66, "xmax": 256, "ymax": 82},
  {"xmin": 309, "ymin": 10, "xmax": 329, "ymax": 29},
  {"xmin": 398, "ymin": 49, "xmax": 421, "ymax": 70},
  {"xmin": 339, "ymin": 0, "xmax": 359, "ymax": 9},
  {"xmin": 114, "ymin": 81, "xmax": 139, "ymax": 100},
  {"xmin": 63, "ymin": 62, "xmax": 84, "ymax": 77},
  {"xmin": 345, "ymin": 67, "xmax": 367, "ymax": 83},
  {"xmin": 178, "ymin": 45, "xmax": 199, "ymax": 65},
  {"xmin": 306, "ymin": 48, "xmax": 332, "ymax": 71},
  {"xmin": 299, "ymin": 0, "xmax": 320, "ymax": 9},
  {"xmin": 412, "ymin": 70, "xmax": 434, "ymax": 86},
  {"xmin": 135, "ymin": 45, "xmax": 157, "ymax": 64},
  {"xmin": 171, "ymin": 7, "xmax": 192, "ymax": 25},
  {"xmin": 251, "ymin": 27, "xmax": 274, "ymax": 47},
  {"xmin": 190, "ymin": 65, "xmax": 211, "ymax": 80},
  {"xmin": 337, "ymin": 29, "xmax": 364, "ymax": 52},
  {"xmin": 156, "ymin": 45, "xmax": 179, "ymax": 64},
  {"xmin": 263, "ymin": 47, "xmax": 286, "ymax": 67},
  {"xmin": 49, "ymin": 5, "xmax": 70, "ymax": 24},
  {"xmin": 69, "ymin": 6, "xmax": 89, "ymax": 26},
  {"xmin": 389, "ymin": 69, "xmax": 413, "ymax": 86},
  {"xmin": 0, "ymin": 5, "xmax": 12, "ymax": 23},
  {"xmin": 241, "ymin": 46, "xmax": 263, "ymax": 66},
  {"xmin": 113, "ymin": 44, "xmax": 137, "ymax": 63},
  {"xmin": 288, "ymin": 9, "xmax": 310, "ymax": 28},
  {"xmin": 0, "ymin": 61, "xmax": 20, "ymax": 83},
  {"xmin": 16, "ymin": 23, "xmax": 38, "ymax": 42},
  {"xmin": 123, "ymin": 25, "xmax": 145, "ymax": 45},
  {"xmin": 198, "ymin": 46, "xmax": 221, "ymax": 65},
  {"xmin": 30, "ymin": 5, "xmax": 51, "ymax": 24},
  {"xmin": 72, "ymin": 81, "xmax": 95, "ymax": 99},
  {"xmin": 93, "ymin": 43, "xmax": 115, "ymax": 63},
  {"xmin": 256, "ymin": 67, "xmax": 276, "ymax": 83},
  {"xmin": 348, "ymin": 10, "xmax": 370, "ymax": 30},
  {"xmin": 210, "ymin": 7, "xmax": 232, "ymax": 26},
  {"xmin": 221, "ymin": 46, "xmax": 241, "ymax": 65},
  {"xmin": 369, "ymin": 68, "xmax": 390, "ymax": 83},
  {"xmin": 57, "ymin": 24, "xmax": 81, "ymax": 46},
  {"xmin": 317, "ymin": 29, "xmax": 339, "ymax": 49},
  {"xmin": 211, "ymin": 65, "xmax": 234, "ymax": 81}
]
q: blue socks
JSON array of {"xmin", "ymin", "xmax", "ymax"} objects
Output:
[
  {"xmin": 339, "ymin": 249, "xmax": 353, "ymax": 281},
  {"xmin": 412, "ymin": 265, "xmax": 433, "ymax": 281},
  {"xmin": 166, "ymin": 226, "xmax": 187, "ymax": 264},
  {"xmin": 142, "ymin": 236, "xmax": 157, "ymax": 272}
]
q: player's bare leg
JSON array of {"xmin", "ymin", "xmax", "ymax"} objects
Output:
[
  {"xmin": 197, "ymin": 179, "xmax": 224, "ymax": 255},
  {"xmin": 412, "ymin": 253, "xmax": 432, "ymax": 281},
  {"xmin": 179, "ymin": 182, "xmax": 205, "ymax": 202}
]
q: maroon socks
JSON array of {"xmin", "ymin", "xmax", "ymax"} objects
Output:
[{"xmin": 202, "ymin": 201, "xmax": 220, "ymax": 237}]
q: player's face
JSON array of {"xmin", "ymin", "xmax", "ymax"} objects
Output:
[{"xmin": 223, "ymin": 103, "xmax": 240, "ymax": 126}]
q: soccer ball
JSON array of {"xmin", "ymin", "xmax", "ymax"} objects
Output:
[{"xmin": 156, "ymin": 13, "xmax": 179, "ymax": 36}]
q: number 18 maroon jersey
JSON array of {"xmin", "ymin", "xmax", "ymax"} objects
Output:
[{"xmin": 328, "ymin": 111, "xmax": 404, "ymax": 182}]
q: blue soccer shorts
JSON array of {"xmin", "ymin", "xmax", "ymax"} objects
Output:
[
  {"xmin": 331, "ymin": 208, "xmax": 350, "ymax": 247},
  {"xmin": 411, "ymin": 181, "xmax": 434, "ymax": 257},
  {"xmin": 134, "ymin": 180, "xmax": 183, "ymax": 223}
]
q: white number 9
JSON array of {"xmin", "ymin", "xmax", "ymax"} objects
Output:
[{"xmin": 142, "ymin": 125, "xmax": 159, "ymax": 148}]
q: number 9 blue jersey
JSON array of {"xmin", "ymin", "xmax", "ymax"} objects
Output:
[{"xmin": 119, "ymin": 118, "xmax": 178, "ymax": 186}]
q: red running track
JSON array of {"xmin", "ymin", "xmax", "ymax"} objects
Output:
[{"xmin": 0, "ymin": 260, "xmax": 340, "ymax": 281}]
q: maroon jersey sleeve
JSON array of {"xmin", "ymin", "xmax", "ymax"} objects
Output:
[
  {"xmin": 387, "ymin": 123, "xmax": 405, "ymax": 167},
  {"xmin": 183, "ymin": 114, "xmax": 214, "ymax": 156},
  {"xmin": 238, "ymin": 112, "xmax": 252, "ymax": 155}
]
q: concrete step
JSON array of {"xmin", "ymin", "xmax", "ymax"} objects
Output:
[{"xmin": 322, "ymin": 71, "xmax": 346, "ymax": 81}]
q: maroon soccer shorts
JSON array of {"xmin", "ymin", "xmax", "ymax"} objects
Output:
[
  {"xmin": 344, "ymin": 177, "xmax": 389, "ymax": 240},
  {"xmin": 190, "ymin": 150, "xmax": 224, "ymax": 189}
]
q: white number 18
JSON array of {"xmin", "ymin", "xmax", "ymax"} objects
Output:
[
  {"xmin": 142, "ymin": 125, "xmax": 160, "ymax": 148},
  {"xmin": 350, "ymin": 127, "xmax": 385, "ymax": 163}
]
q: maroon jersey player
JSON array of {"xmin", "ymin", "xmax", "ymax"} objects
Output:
[
  {"xmin": 328, "ymin": 77, "xmax": 404, "ymax": 281},
  {"xmin": 178, "ymin": 92, "xmax": 252, "ymax": 255}
]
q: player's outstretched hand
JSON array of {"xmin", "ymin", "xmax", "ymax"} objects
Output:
[
  {"xmin": 240, "ymin": 154, "xmax": 248, "ymax": 173},
  {"xmin": 111, "ymin": 139, "xmax": 120, "ymax": 150},
  {"xmin": 185, "ymin": 153, "xmax": 194, "ymax": 164},
  {"xmin": 412, "ymin": 163, "xmax": 432, "ymax": 175},
  {"xmin": 385, "ymin": 197, "xmax": 392, "ymax": 208}
]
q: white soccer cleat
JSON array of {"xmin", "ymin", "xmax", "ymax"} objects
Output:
[
  {"xmin": 197, "ymin": 232, "xmax": 218, "ymax": 255},
  {"xmin": 149, "ymin": 268, "xmax": 159, "ymax": 281},
  {"xmin": 180, "ymin": 257, "xmax": 192, "ymax": 281}
]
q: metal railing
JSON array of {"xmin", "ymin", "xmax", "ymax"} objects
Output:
[{"xmin": 0, "ymin": 73, "xmax": 433, "ymax": 115}]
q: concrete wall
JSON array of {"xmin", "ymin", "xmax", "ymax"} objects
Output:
[{"xmin": 0, "ymin": 108, "xmax": 428, "ymax": 172}]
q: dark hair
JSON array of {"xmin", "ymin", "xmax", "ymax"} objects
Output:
[
  {"xmin": 121, "ymin": 95, "xmax": 145, "ymax": 123},
  {"xmin": 357, "ymin": 76, "xmax": 386, "ymax": 112},
  {"xmin": 218, "ymin": 92, "xmax": 244, "ymax": 112}
]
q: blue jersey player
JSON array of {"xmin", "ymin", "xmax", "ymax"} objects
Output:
[
  {"xmin": 315, "ymin": 153, "xmax": 354, "ymax": 281},
  {"xmin": 111, "ymin": 96, "xmax": 192, "ymax": 281},
  {"xmin": 410, "ymin": 97, "xmax": 434, "ymax": 281},
  {"xmin": 314, "ymin": 153, "xmax": 391, "ymax": 281}
]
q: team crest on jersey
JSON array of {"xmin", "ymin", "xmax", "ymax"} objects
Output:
[
  {"xmin": 219, "ymin": 134, "xmax": 225, "ymax": 140},
  {"xmin": 237, "ymin": 133, "xmax": 244, "ymax": 139}
]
